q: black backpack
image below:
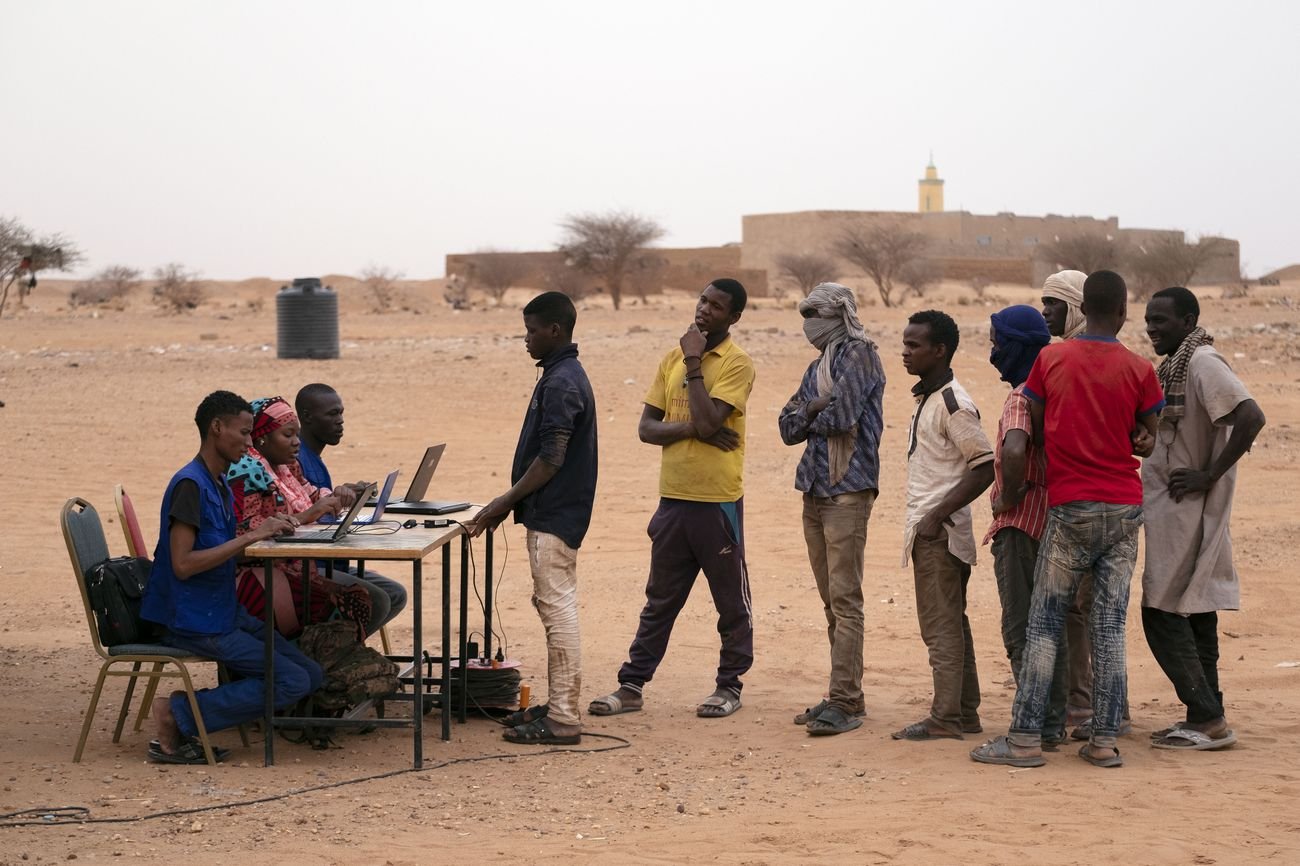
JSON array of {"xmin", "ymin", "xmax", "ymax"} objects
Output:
[{"xmin": 84, "ymin": 556, "xmax": 160, "ymax": 646}]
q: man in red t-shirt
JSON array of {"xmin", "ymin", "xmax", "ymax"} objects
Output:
[{"xmin": 972, "ymin": 270, "xmax": 1163, "ymax": 770}]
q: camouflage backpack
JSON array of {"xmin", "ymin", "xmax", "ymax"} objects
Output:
[{"xmin": 287, "ymin": 620, "xmax": 400, "ymax": 747}]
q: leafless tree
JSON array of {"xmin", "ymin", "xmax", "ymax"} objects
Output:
[
  {"xmin": 626, "ymin": 252, "xmax": 668, "ymax": 302},
  {"xmin": 1127, "ymin": 235, "xmax": 1233, "ymax": 299},
  {"xmin": 70, "ymin": 265, "xmax": 142, "ymax": 309},
  {"xmin": 898, "ymin": 258, "xmax": 942, "ymax": 300},
  {"xmin": 774, "ymin": 251, "xmax": 839, "ymax": 297},
  {"xmin": 0, "ymin": 216, "xmax": 83, "ymax": 317},
  {"xmin": 540, "ymin": 260, "xmax": 590, "ymax": 301},
  {"xmin": 557, "ymin": 210, "xmax": 665, "ymax": 310},
  {"xmin": 468, "ymin": 251, "xmax": 530, "ymax": 305},
  {"xmin": 1036, "ymin": 232, "xmax": 1127, "ymax": 275},
  {"xmin": 151, "ymin": 263, "xmax": 205, "ymax": 312},
  {"xmin": 361, "ymin": 264, "xmax": 404, "ymax": 312},
  {"xmin": 833, "ymin": 222, "xmax": 931, "ymax": 308}
]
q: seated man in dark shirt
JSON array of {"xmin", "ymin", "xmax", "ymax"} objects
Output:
[
  {"xmin": 295, "ymin": 383, "xmax": 408, "ymax": 635},
  {"xmin": 141, "ymin": 390, "xmax": 323, "ymax": 763},
  {"xmin": 468, "ymin": 292, "xmax": 599, "ymax": 746}
]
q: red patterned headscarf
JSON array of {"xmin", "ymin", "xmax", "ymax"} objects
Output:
[{"xmin": 252, "ymin": 396, "xmax": 297, "ymax": 440}]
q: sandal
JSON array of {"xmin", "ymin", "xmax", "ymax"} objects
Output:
[
  {"xmin": 148, "ymin": 738, "xmax": 231, "ymax": 762},
  {"xmin": 969, "ymin": 735, "xmax": 1045, "ymax": 767},
  {"xmin": 588, "ymin": 691, "xmax": 642, "ymax": 716},
  {"xmin": 1151, "ymin": 727, "xmax": 1236, "ymax": 751},
  {"xmin": 147, "ymin": 738, "xmax": 227, "ymax": 765},
  {"xmin": 891, "ymin": 720, "xmax": 962, "ymax": 741},
  {"xmin": 502, "ymin": 716, "xmax": 581, "ymax": 746},
  {"xmin": 807, "ymin": 705, "xmax": 863, "ymax": 736},
  {"xmin": 1078, "ymin": 743, "xmax": 1123, "ymax": 768},
  {"xmin": 503, "ymin": 704, "xmax": 549, "ymax": 727},
  {"xmin": 794, "ymin": 699, "xmax": 830, "ymax": 726},
  {"xmin": 697, "ymin": 688, "xmax": 742, "ymax": 718},
  {"xmin": 1149, "ymin": 721, "xmax": 1188, "ymax": 740}
]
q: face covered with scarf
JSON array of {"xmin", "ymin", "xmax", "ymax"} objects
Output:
[
  {"xmin": 1040, "ymin": 269, "xmax": 1087, "ymax": 340},
  {"xmin": 799, "ymin": 282, "xmax": 866, "ymax": 351},
  {"xmin": 989, "ymin": 305, "xmax": 1051, "ymax": 387}
]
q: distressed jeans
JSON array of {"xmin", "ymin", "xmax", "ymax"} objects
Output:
[
  {"xmin": 991, "ymin": 527, "xmax": 1067, "ymax": 740},
  {"xmin": 526, "ymin": 529, "xmax": 583, "ymax": 727},
  {"xmin": 1009, "ymin": 502, "xmax": 1142, "ymax": 751},
  {"xmin": 802, "ymin": 490, "xmax": 876, "ymax": 714}
]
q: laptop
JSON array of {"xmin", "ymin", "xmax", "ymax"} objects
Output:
[
  {"xmin": 381, "ymin": 444, "xmax": 471, "ymax": 515},
  {"xmin": 320, "ymin": 469, "xmax": 399, "ymax": 525},
  {"xmin": 275, "ymin": 482, "xmax": 375, "ymax": 544}
]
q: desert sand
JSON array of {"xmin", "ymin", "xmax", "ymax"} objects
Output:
[{"xmin": 2, "ymin": 277, "xmax": 1299, "ymax": 864}]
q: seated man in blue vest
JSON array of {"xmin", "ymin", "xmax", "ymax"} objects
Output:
[
  {"xmin": 295, "ymin": 383, "xmax": 407, "ymax": 634},
  {"xmin": 141, "ymin": 390, "xmax": 324, "ymax": 764}
]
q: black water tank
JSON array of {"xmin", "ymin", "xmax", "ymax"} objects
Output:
[{"xmin": 276, "ymin": 277, "xmax": 339, "ymax": 359}]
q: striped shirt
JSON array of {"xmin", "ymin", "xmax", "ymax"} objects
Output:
[
  {"xmin": 778, "ymin": 339, "xmax": 886, "ymax": 497},
  {"xmin": 984, "ymin": 385, "xmax": 1049, "ymax": 544}
]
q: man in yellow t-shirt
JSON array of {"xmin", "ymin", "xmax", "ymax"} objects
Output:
[{"xmin": 589, "ymin": 279, "xmax": 756, "ymax": 720}]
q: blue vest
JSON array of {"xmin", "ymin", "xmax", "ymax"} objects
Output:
[{"xmin": 140, "ymin": 458, "xmax": 239, "ymax": 635}]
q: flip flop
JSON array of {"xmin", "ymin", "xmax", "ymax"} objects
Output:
[
  {"xmin": 969, "ymin": 736, "xmax": 1045, "ymax": 767},
  {"xmin": 147, "ymin": 739, "xmax": 226, "ymax": 765},
  {"xmin": 502, "ymin": 717, "xmax": 581, "ymax": 746},
  {"xmin": 807, "ymin": 705, "xmax": 863, "ymax": 736},
  {"xmin": 503, "ymin": 704, "xmax": 549, "ymax": 727},
  {"xmin": 588, "ymin": 691, "xmax": 642, "ymax": 716},
  {"xmin": 697, "ymin": 689, "xmax": 742, "ymax": 718},
  {"xmin": 1078, "ymin": 743, "xmax": 1123, "ymax": 768},
  {"xmin": 1151, "ymin": 727, "xmax": 1237, "ymax": 751},
  {"xmin": 892, "ymin": 721, "xmax": 962, "ymax": 741}
]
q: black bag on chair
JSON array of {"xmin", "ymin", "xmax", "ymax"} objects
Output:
[{"xmin": 85, "ymin": 556, "xmax": 159, "ymax": 646}]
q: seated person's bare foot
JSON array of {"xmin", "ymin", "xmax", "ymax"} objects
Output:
[{"xmin": 153, "ymin": 691, "xmax": 183, "ymax": 754}]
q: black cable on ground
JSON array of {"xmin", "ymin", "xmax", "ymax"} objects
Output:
[{"xmin": 0, "ymin": 732, "xmax": 631, "ymax": 828}]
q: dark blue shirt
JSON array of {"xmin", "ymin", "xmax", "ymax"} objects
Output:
[
  {"xmin": 297, "ymin": 442, "xmax": 332, "ymax": 491},
  {"xmin": 778, "ymin": 339, "xmax": 886, "ymax": 497},
  {"xmin": 141, "ymin": 458, "xmax": 240, "ymax": 635},
  {"xmin": 511, "ymin": 343, "xmax": 598, "ymax": 549}
]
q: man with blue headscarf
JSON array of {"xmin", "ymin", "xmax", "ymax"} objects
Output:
[
  {"xmin": 983, "ymin": 305, "xmax": 1068, "ymax": 744},
  {"xmin": 779, "ymin": 282, "xmax": 885, "ymax": 735}
]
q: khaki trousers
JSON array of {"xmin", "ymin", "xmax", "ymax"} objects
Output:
[
  {"xmin": 911, "ymin": 533, "xmax": 981, "ymax": 734},
  {"xmin": 802, "ymin": 490, "xmax": 876, "ymax": 713},
  {"xmin": 526, "ymin": 530, "xmax": 582, "ymax": 727}
]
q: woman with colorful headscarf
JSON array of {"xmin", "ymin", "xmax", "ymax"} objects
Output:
[{"xmin": 228, "ymin": 396, "xmax": 371, "ymax": 639}]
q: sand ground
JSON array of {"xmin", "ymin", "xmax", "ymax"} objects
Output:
[{"xmin": 2, "ymin": 278, "xmax": 1299, "ymax": 864}]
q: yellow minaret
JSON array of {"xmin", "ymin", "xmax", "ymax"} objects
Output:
[{"xmin": 918, "ymin": 153, "xmax": 944, "ymax": 213}]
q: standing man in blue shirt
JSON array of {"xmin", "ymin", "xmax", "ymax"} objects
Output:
[
  {"xmin": 467, "ymin": 292, "xmax": 599, "ymax": 746},
  {"xmin": 295, "ymin": 383, "xmax": 408, "ymax": 634},
  {"xmin": 779, "ymin": 282, "xmax": 885, "ymax": 736},
  {"xmin": 141, "ymin": 390, "xmax": 323, "ymax": 763}
]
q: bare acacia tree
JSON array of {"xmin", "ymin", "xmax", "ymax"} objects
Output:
[
  {"xmin": 0, "ymin": 216, "xmax": 83, "ymax": 317},
  {"xmin": 361, "ymin": 264, "xmax": 404, "ymax": 312},
  {"xmin": 626, "ymin": 252, "xmax": 668, "ymax": 302},
  {"xmin": 774, "ymin": 251, "xmax": 839, "ymax": 297},
  {"xmin": 968, "ymin": 275, "xmax": 991, "ymax": 300},
  {"xmin": 469, "ymin": 251, "xmax": 530, "ymax": 305},
  {"xmin": 557, "ymin": 210, "xmax": 665, "ymax": 310},
  {"xmin": 898, "ymin": 257, "xmax": 942, "ymax": 300},
  {"xmin": 833, "ymin": 222, "xmax": 931, "ymax": 307},
  {"xmin": 152, "ymin": 263, "xmax": 205, "ymax": 313},
  {"xmin": 70, "ymin": 265, "xmax": 142, "ymax": 309},
  {"xmin": 541, "ymin": 260, "xmax": 590, "ymax": 301},
  {"xmin": 1036, "ymin": 232, "xmax": 1127, "ymax": 275},
  {"xmin": 1127, "ymin": 235, "xmax": 1233, "ymax": 299}
]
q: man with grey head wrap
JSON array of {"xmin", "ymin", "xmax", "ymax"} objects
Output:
[
  {"xmin": 779, "ymin": 282, "xmax": 886, "ymax": 735},
  {"xmin": 1040, "ymin": 270, "xmax": 1087, "ymax": 341}
]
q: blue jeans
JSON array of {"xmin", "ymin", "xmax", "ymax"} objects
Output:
[
  {"xmin": 1009, "ymin": 502, "xmax": 1142, "ymax": 750},
  {"xmin": 165, "ymin": 609, "xmax": 324, "ymax": 738}
]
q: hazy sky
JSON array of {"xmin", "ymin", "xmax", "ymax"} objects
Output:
[{"xmin": 5, "ymin": 1, "xmax": 1297, "ymax": 280}]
